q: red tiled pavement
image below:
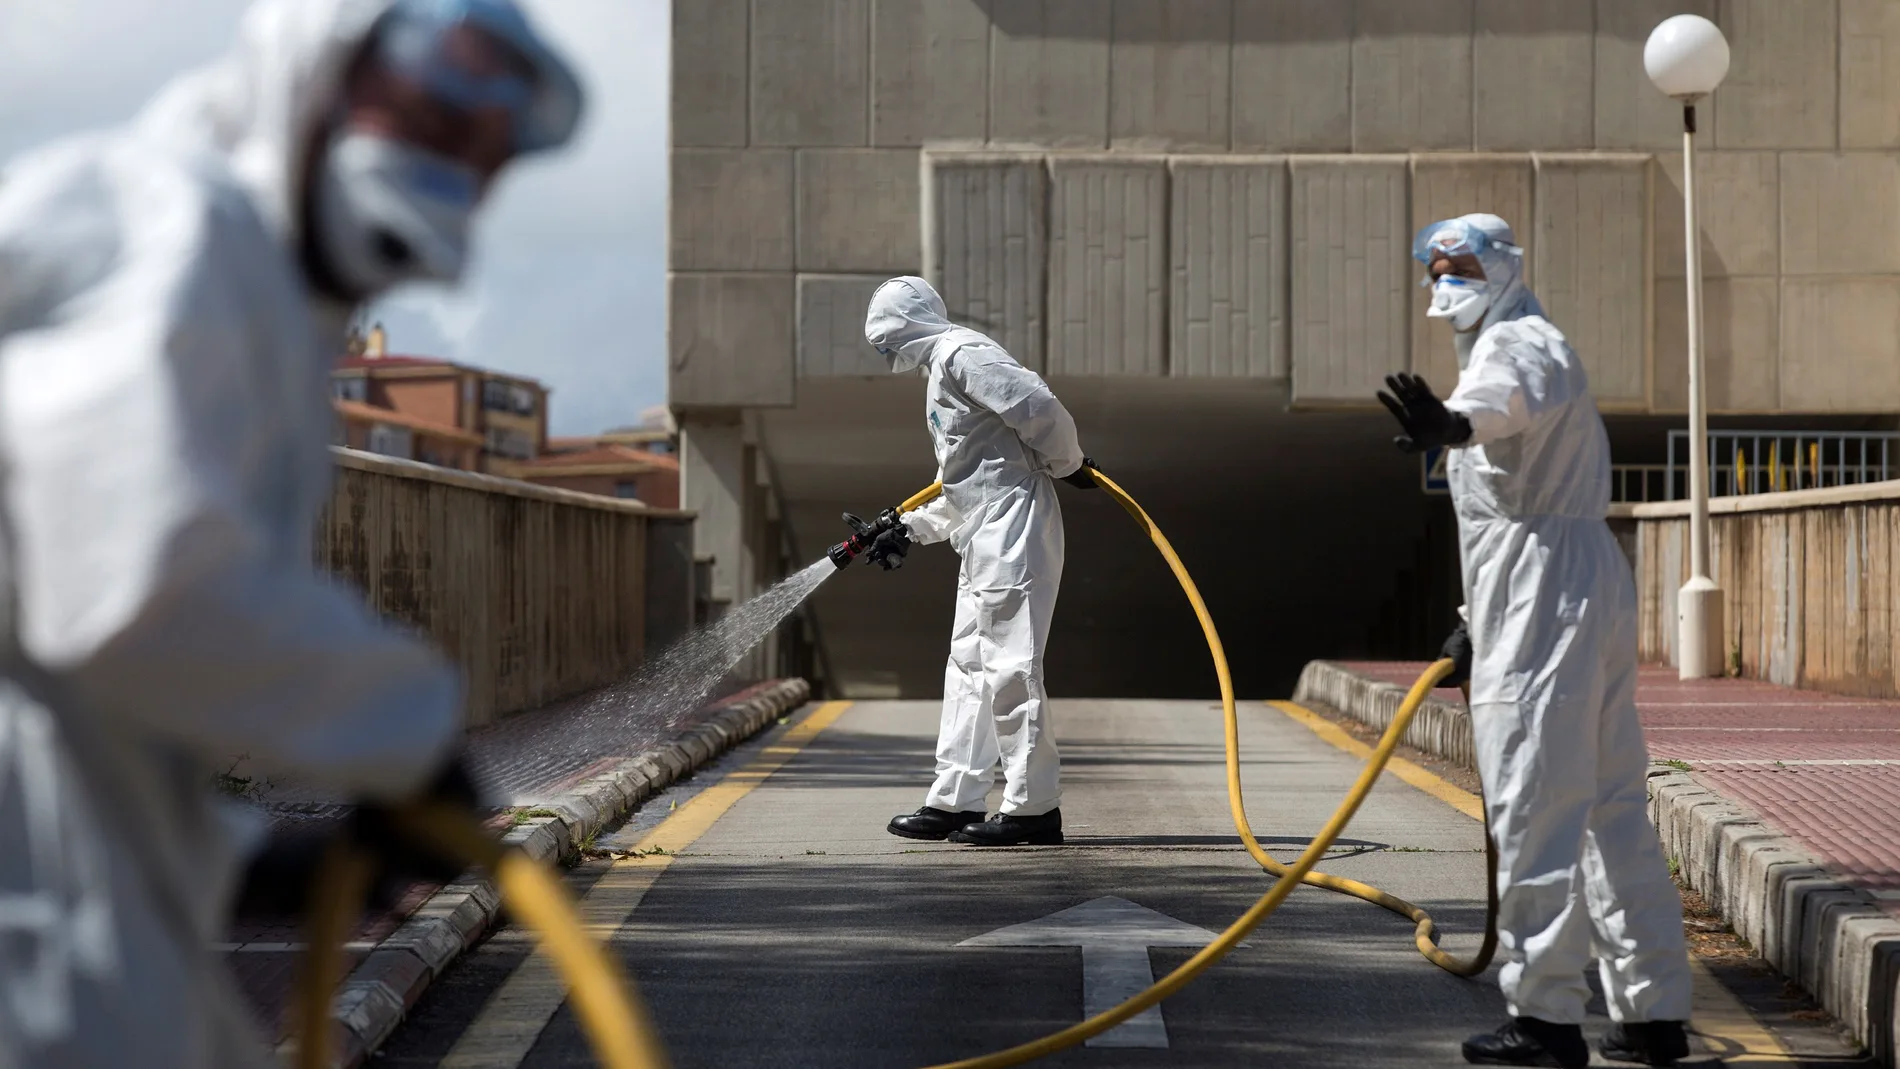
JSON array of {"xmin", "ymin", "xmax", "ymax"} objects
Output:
[
  {"xmin": 222, "ymin": 678, "xmax": 768, "ymax": 1040},
  {"xmin": 1340, "ymin": 661, "xmax": 1900, "ymax": 901}
]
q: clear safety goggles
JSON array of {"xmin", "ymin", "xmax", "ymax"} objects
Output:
[
  {"xmin": 374, "ymin": 0, "xmax": 585, "ymax": 154},
  {"xmin": 1411, "ymin": 218, "xmax": 1520, "ymax": 285}
]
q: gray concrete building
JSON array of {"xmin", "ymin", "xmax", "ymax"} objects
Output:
[{"xmin": 669, "ymin": 0, "xmax": 1900, "ymax": 699}]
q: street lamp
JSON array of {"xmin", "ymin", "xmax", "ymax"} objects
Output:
[{"xmin": 1646, "ymin": 14, "xmax": 1730, "ymax": 680}]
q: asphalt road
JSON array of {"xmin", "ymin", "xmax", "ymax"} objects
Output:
[{"xmin": 377, "ymin": 698, "xmax": 1858, "ymax": 1069}]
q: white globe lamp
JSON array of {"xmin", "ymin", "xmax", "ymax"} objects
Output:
[{"xmin": 1645, "ymin": 15, "xmax": 1731, "ymax": 100}]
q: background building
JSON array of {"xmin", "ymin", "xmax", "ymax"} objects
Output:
[
  {"xmin": 331, "ymin": 325, "xmax": 681, "ymax": 508},
  {"xmin": 669, "ymin": 0, "xmax": 1900, "ymax": 698},
  {"xmin": 335, "ymin": 322, "xmax": 551, "ymax": 474},
  {"xmin": 500, "ymin": 431, "xmax": 682, "ymax": 508}
]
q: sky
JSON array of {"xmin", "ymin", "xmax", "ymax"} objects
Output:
[{"xmin": 0, "ymin": 0, "xmax": 670, "ymax": 436}]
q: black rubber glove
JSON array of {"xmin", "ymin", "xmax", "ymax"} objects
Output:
[
  {"xmin": 232, "ymin": 755, "xmax": 485, "ymax": 920},
  {"xmin": 865, "ymin": 523, "xmax": 911, "ymax": 570},
  {"xmin": 1439, "ymin": 621, "xmax": 1473, "ymax": 689},
  {"xmin": 352, "ymin": 753, "xmax": 485, "ymax": 887},
  {"xmin": 231, "ymin": 823, "xmax": 430, "ymax": 919},
  {"xmin": 1377, "ymin": 373, "xmax": 1472, "ymax": 454},
  {"xmin": 1060, "ymin": 457, "xmax": 1101, "ymax": 490},
  {"xmin": 231, "ymin": 823, "xmax": 335, "ymax": 917}
]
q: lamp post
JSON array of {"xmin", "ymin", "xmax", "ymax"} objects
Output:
[{"xmin": 1646, "ymin": 14, "xmax": 1731, "ymax": 680}]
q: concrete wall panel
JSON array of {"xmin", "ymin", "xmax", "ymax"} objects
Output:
[
  {"xmin": 1653, "ymin": 277, "xmax": 1780, "ymax": 412},
  {"xmin": 1533, "ymin": 155, "xmax": 1652, "ymax": 407},
  {"xmin": 1781, "ymin": 278, "xmax": 1900, "ymax": 411},
  {"xmin": 1170, "ymin": 158, "xmax": 1288, "ymax": 378},
  {"xmin": 669, "ymin": 273, "xmax": 797, "ymax": 407},
  {"xmin": 1653, "ymin": 152, "xmax": 1780, "ymax": 279},
  {"xmin": 1714, "ymin": 0, "xmax": 1838, "ymax": 150},
  {"xmin": 1352, "ymin": 0, "xmax": 1475, "ymax": 153},
  {"xmin": 680, "ymin": 416, "xmax": 749, "ymax": 604},
  {"xmin": 1110, "ymin": 0, "xmax": 1231, "ymax": 152},
  {"xmin": 798, "ymin": 274, "xmax": 890, "ymax": 377},
  {"xmin": 672, "ymin": 0, "xmax": 748, "ymax": 147},
  {"xmin": 1596, "ymin": 0, "xmax": 1717, "ymax": 150},
  {"xmin": 1410, "ymin": 155, "xmax": 1535, "ymax": 391},
  {"xmin": 989, "ymin": 1, "xmax": 1112, "ymax": 149},
  {"xmin": 1842, "ymin": 0, "xmax": 1900, "ymax": 149},
  {"xmin": 871, "ymin": 0, "xmax": 989, "ymax": 146},
  {"xmin": 751, "ymin": 0, "xmax": 871, "ymax": 147},
  {"xmin": 1048, "ymin": 158, "xmax": 1168, "ymax": 376},
  {"xmin": 1781, "ymin": 152, "xmax": 1900, "ymax": 276},
  {"xmin": 1289, "ymin": 157, "xmax": 1412, "ymax": 403},
  {"xmin": 1474, "ymin": 0, "xmax": 1594, "ymax": 150},
  {"xmin": 926, "ymin": 156, "xmax": 1048, "ymax": 370},
  {"xmin": 796, "ymin": 149, "xmax": 922, "ymax": 272},
  {"xmin": 1231, "ymin": 1, "xmax": 1352, "ymax": 152},
  {"xmin": 670, "ymin": 150, "xmax": 795, "ymax": 270}
]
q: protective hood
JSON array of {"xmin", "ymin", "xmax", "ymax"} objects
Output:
[
  {"xmin": 1459, "ymin": 213, "xmax": 1545, "ymax": 333},
  {"xmin": 865, "ymin": 275, "xmax": 954, "ymax": 373},
  {"xmin": 134, "ymin": 0, "xmax": 396, "ymax": 244}
]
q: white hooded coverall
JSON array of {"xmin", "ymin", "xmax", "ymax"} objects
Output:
[
  {"xmin": 0, "ymin": 1, "xmax": 463, "ymax": 1065},
  {"xmin": 1439, "ymin": 215, "xmax": 1690, "ymax": 1025},
  {"xmin": 865, "ymin": 277, "xmax": 1084, "ymax": 818}
]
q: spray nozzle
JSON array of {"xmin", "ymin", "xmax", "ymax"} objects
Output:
[
  {"xmin": 826, "ymin": 509, "xmax": 909, "ymax": 571},
  {"xmin": 827, "ymin": 513, "xmax": 876, "ymax": 569}
]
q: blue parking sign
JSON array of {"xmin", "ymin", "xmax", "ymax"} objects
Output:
[{"xmin": 1422, "ymin": 446, "xmax": 1450, "ymax": 494}]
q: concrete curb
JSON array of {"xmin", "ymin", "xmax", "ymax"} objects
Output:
[
  {"xmin": 1647, "ymin": 770, "xmax": 1900, "ymax": 1066},
  {"xmin": 308, "ymin": 678, "xmax": 814, "ymax": 1069},
  {"xmin": 1292, "ymin": 660, "xmax": 1476, "ymax": 769},
  {"xmin": 1295, "ymin": 659, "xmax": 1900, "ymax": 1066}
]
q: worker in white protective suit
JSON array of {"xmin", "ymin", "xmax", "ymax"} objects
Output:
[
  {"xmin": 1377, "ymin": 214, "xmax": 1691, "ymax": 1069},
  {"xmin": 861, "ymin": 277, "xmax": 1097, "ymax": 847},
  {"xmin": 0, "ymin": 1, "xmax": 583, "ymax": 1065}
]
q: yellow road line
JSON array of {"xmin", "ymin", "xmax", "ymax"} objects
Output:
[
  {"xmin": 1688, "ymin": 956, "xmax": 1799, "ymax": 1064},
  {"xmin": 1267, "ymin": 700, "xmax": 1485, "ymax": 821},
  {"xmin": 439, "ymin": 700, "xmax": 852, "ymax": 1069},
  {"xmin": 1267, "ymin": 698, "xmax": 1797, "ymax": 1065}
]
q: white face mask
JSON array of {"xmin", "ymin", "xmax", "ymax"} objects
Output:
[
  {"xmin": 311, "ymin": 131, "xmax": 482, "ymax": 299},
  {"xmin": 1426, "ymin": 275, "xmax": 1491, "ymax": 333}
]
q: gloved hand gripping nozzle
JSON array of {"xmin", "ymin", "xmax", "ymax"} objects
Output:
[{"xmin": 827, "ymin": 507, "xmax": 912, "ymax": 570}]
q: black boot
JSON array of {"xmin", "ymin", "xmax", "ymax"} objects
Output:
[
  {"xmin": 948, "ymin": 809, "xmax": 1063, "ymax": 846},
  {"xmin": 1599, "ymin": 1021, "xmax": 1691, "ymax": 1066},
  {"xmin": 1462, "ymin": 1018, "xmax": 1589, "ymax": 1068},
  {"xmin": 887, "ymin": 807, "xmax": 987, "ymax": 841}
]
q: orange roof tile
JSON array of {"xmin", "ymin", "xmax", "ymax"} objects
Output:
[
  {"xmin": 333, "ymin": 400, "xmax": 483, "ymax": 444},
  {"xmin": 515, "ymin": 443, "xmax": 678, "ymax": 473},
  {"xmin": 335, "ymin": 354, "xmax": 454, "ymax": 371}
]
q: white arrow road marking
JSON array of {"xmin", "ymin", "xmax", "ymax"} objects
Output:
[{"xmin": 957, "ymin": 895, "xmax": 1242, "ymax": 1049}]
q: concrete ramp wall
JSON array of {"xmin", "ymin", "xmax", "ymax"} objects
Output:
[{"xmin": 320, "ymin": 449, "xmax": 697, "ymax": 726}]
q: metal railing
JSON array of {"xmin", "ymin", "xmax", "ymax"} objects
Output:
[
  {"xmin": 1610, "ymin": 430, "xmax": 1900, "ymax": 503},
  {"xmin": 1610, "ymin": 464, "xmax": 1676, "ymax": 503}
]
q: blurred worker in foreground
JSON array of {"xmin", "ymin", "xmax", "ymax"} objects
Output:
[
  {"xmin": 861, "ymin": 277, "xmax": 1098, "ymax": 847},
  {"xmin": 0, "ymin": 0, "xmax": 582, "ymax": 1063},
  {"xmin": 1378, "ymin": 215, "xmax": 1691, "ymax": 1069}
]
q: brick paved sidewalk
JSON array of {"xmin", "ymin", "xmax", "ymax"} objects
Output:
[
  {"xmin": 1342, "ymin": 661, "xmax": 1900, "ymax": 901},
  {"xmin": 221, "ymin": 678, "xmax": 784, "ymax": 1042}
]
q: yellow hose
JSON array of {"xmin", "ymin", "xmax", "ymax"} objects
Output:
[
  {"xmin": 293, "ymin": 845, "xmax": 374, "ymax": 1069},
  {"xmin": 895, "ymin": 476, "xmax": 1494, "ymax": 973},
  {"xmin": 922, "ymin": 658, "xmax": 1458, "ymax": 1069},
  {"xmin": 293, "ymin": 806, "xmax": 671, "ymax": 1069},
  {"xmin": 293, "ymin": 470, "xmax": 1490, "ymax": 1069},
  {"xmin": 894, "ymin": 473, "xmax": 1489, "ymax": 1067},
  {"xmin": 898, "ymin": 482, "xmax": 943, "ymax": 514}
]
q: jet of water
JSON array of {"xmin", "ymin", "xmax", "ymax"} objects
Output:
[
  {"xmin": 607, "ymin": 557, "xmax": 837, "ymax": 728},
  {"xmin": 466, "ymin": 557, "xmax": 842, "ymax": 803}
]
